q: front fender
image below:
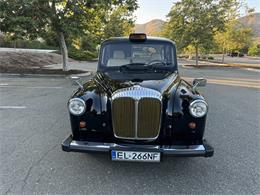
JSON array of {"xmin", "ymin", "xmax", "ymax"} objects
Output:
[
  {"xmin": 69, "ymin": 79, "xmax": 112, "ymax": 140},
  {"xmin": 170, "ymin": 80, "xmax": 207, "ymax": 142}
]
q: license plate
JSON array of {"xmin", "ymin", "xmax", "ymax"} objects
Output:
[{"xmin": 111, "ymin": 150, "xmax": 160, "ymax": 162}]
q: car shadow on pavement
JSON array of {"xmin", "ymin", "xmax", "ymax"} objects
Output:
[
  {"xmin": 77, "ymin": 152, "xmax": 213, "ymax": 191},
  {"xmin": 81, "ymin": 152, "xmax": 200, "ymax": 171}
]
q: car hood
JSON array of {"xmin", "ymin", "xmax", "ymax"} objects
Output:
[{"xmin": 81, "ymin": 71, "xmax": 181, "ymax": 97}]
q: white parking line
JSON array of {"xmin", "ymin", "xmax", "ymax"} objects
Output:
[
  {"xmin": 25, "ymin": 86, "xmax": 63, "ymax": 89},
  {"xmin": 0, "ymin": 106, "xmax": 26, "ymax": 109},
  {"xmin": 244, "ymin": 68, "xmax": 260, "ymax": 73},
  {"xmin": 0, "ymin": 73, "xmax": 66, "ymax": 77},
  {"xmin": 0, "ymin": 86, "xmax": 63, "ymax": 89}
]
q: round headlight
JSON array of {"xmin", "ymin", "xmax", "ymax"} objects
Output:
[
  {"xmin": 189, "ymin": 100, "xmax": 208, "ymax": 118},
  {"xmin": 68, "ymin": 98, "xmax": 86, "ymax": 116}
]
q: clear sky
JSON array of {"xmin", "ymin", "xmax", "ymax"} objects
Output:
[{"xmin": 135, "ymin": 0, "xmax": 260, "ymax": 24}]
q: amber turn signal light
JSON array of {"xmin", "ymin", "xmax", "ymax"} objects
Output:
[
  {"xmin": 129, "ymin": 33, "xmax": 147, "ymax": 42},
  {"xmin": 188, "ymin": 122, "xmax": 196, "ymax": 129},
  {"xmin": 79, "ymin": 121, "xmax": 86, "ymax": 128}
]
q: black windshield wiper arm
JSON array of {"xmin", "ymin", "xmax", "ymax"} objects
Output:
[
  {"xmin": 146, "ymin": 62, "xmax": 174, "ymax": 69},
  {"xmin": 143, "ymin": 63, "xmax": 175, "ymax": 72},
  {"xmin": 119, "ymin": 63, "xmax": 147, "ymax": 72}
]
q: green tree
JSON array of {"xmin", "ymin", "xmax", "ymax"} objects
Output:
[
  {"xmin": 0, "ymin": 0, "xmax": 137, "ymax": 71},
  {"xmin": 248, "ymin": 41, "xmax": 260, "ymax": 56},
  {"xmin": 215, "ymin": 21, "xmax": 253, "ymax": 62},
  {"xmin": 103, "ymin": 5, "xmax": 136, "ymax": 39},
  {"xmin": 162, "ymin": 0, "xmax": 240, "ymax": 65}
]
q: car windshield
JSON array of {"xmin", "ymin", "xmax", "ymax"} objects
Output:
[{"xmin": 98, "ymin": 40, "xmax": 176, "ymax": 71}]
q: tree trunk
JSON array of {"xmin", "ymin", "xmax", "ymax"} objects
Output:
[
  {"xmin": 222, "ymin": 47, "xmax": 225, "ymax": 63},
  {"xmin": 195, "ymin": 45, "xmax": 199, "ymax": 66},
  {"xmin": 58, "ymin": 32, "xmax": 68, "ymax": 71}
]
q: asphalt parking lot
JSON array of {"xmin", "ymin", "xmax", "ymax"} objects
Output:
[{"xmin": 0, "ymin": 67, "xmax": 259, "ymax": 195}]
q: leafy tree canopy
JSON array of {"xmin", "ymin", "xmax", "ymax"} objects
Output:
[
  {"xmin": 162, "ymin": 0, "xmax": 242, "ymax": 65},
  {"xmin": 0, "ymin": 0, "xmax": 138, "ymax": 70}
]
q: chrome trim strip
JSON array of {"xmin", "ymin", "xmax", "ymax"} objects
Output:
[
  {"xmin": 112, "ymin": 85, "xmax": 162, "ymax": 101},
  {"xmin": 134, "ymin": 100, "xmax": 138, "ymax": 138},
  {"xmin": 69, "ymin": 140, "xmax": 206, "ymax": 154},
  {"xmin": 62, "ymin": 135, "xmax": 213, "ymax": 157}
]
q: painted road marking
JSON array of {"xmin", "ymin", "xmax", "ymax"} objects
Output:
[
  {"xmin": 213, "ymin": 77, "xmax": 260, "ymax": 83},
  {"xmin": 24, "ymin": 86, "xmax": 63, "ymax": 89},
  {"xmin": 183, "ymin": 77, "xmax": 260, "ymax": 89},
  {"xmin": 0, "ymin": 86, "xmax": 63, "ymax": 89},
  {"xmin": 244, "ymin": 68, "xmax": 260, "ymax": 73},
  {"xmin": 0, "ymin": 106, "xmax": 26, "ymax": 109}
]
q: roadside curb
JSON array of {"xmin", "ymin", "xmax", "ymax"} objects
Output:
[
  {"xmin": 70, "ymin": 72, "xmax": 93, "ymax": 77},
  {"xmin": 0, "ymin": 71, "xmax": 93, "ymax": 78},
  {"xmin": 182, "ymin": 64, "xmax": 260, "ymax": 70}
]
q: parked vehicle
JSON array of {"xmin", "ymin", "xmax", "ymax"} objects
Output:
[
  {"xmin": 62, "ymin": 33, "xmax": 214, "ymax": 162},
  {"xmin": 227, "ymin": 52, "xmax": 244, "ymax": 57}
]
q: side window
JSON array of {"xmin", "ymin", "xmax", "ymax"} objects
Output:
[{"xmin": 164, "ymin": 45, "xmax": 174, "ymax": 64}]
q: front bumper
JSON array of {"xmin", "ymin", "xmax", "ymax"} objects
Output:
[{"xmin": 62, "ymin": 135, "xmax": 214, "ymax": 157}]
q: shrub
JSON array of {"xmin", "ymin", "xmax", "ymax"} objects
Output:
[
  {"xmin": 68, "ymin": 48, "xmax": 98, "ymax": 61},
  {"xmin": 178, "ymin": 55, "xmax": 189, "ymax": 58},
  {"xmin": 248, "ymin": 45, "xmax": 260, "ymax": 56},
  {"xmin": 0, "ymin": 38, "xmax": 57, "ymax": 50}
]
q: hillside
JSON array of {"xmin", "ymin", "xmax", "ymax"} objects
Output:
[
  {"xmin": 135, "ymin": 13, "xmax": 260, "ymax": 38},
  {"xmin": 239, "ymin": 12, "xmax": 260, "ymax": 38},
  {"xmin": 135, "ymin": 19, "xmax": 165, "ymax": 36}
]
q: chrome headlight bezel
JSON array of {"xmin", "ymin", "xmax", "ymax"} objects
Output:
[
  {"xmin": 189, "ymin": 99, "xmax": 208, "ymax": 118},
  {"xmin": 68, "ymin": 98, "xmax": 86, "ymax": 116}
]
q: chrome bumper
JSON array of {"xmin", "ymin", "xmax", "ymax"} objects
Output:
[{"xmin": 62, "ymin": 135, "xmax": 214, "ymax": 157}]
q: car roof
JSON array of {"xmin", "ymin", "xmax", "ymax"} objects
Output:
[{"xmin": 102, "ymin": 36, "xmax": 176, "ymax": 45}]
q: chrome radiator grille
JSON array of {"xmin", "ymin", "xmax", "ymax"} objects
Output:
[{"xmin": 111, "ymin": 86, "xmax": 162, "ymax": 140}]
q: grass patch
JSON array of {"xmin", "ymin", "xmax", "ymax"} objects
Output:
[
  {"xmin": 68, "ymin": 48, "xmax": 97, "ymax": 61},
  {"xmin": 54, "ymin": 48, "xmax": 98, "ymax": 61},
  {"xmin": 0, "ymin": 39, "xmax": 58, "ymax": 50}
]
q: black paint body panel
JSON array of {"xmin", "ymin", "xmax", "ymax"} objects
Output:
[{"xmin": 69, "ymin": 70, "xmax": 207, "ymax": 145}]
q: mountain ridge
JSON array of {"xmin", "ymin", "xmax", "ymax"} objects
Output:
[
  {"xmin": 135, "ymin": 13, "xmax": 260, "ymax": 38},
  {"xmin": 135, "ymin": 19, "xmax": 165, "ymax": 36}
]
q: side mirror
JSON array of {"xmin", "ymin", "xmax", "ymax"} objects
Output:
[
  {"xmin": 192, "ymin": 78, "xmax": 207, "ymax": 89},
  {"xmin": 70, "ymin": 76, "xmax": 83, "ymax": 90}
]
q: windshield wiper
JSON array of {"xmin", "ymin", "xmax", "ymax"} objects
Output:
[
  {"xmin": 146, "ymin": 62, "xmax": 173, "ymax": 67},
  {"xmin": 144, "ymin": 63, "xmax": 175, "ymax": 73},
  {"xmin": 119, "ymin": 63, "xmax": 147, "ymax": 72},
  {"xmin": 119, "ymin": 62, "xmax": 174, "ymax": 73},
  {"xmin": 144, "ymin": 63, "xmax": 172, "ymax": 69}
]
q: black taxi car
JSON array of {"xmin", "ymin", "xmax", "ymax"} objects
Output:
[{"xmin": 62, "ymin": 33, "xmax": 214, "ymax": 162}]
